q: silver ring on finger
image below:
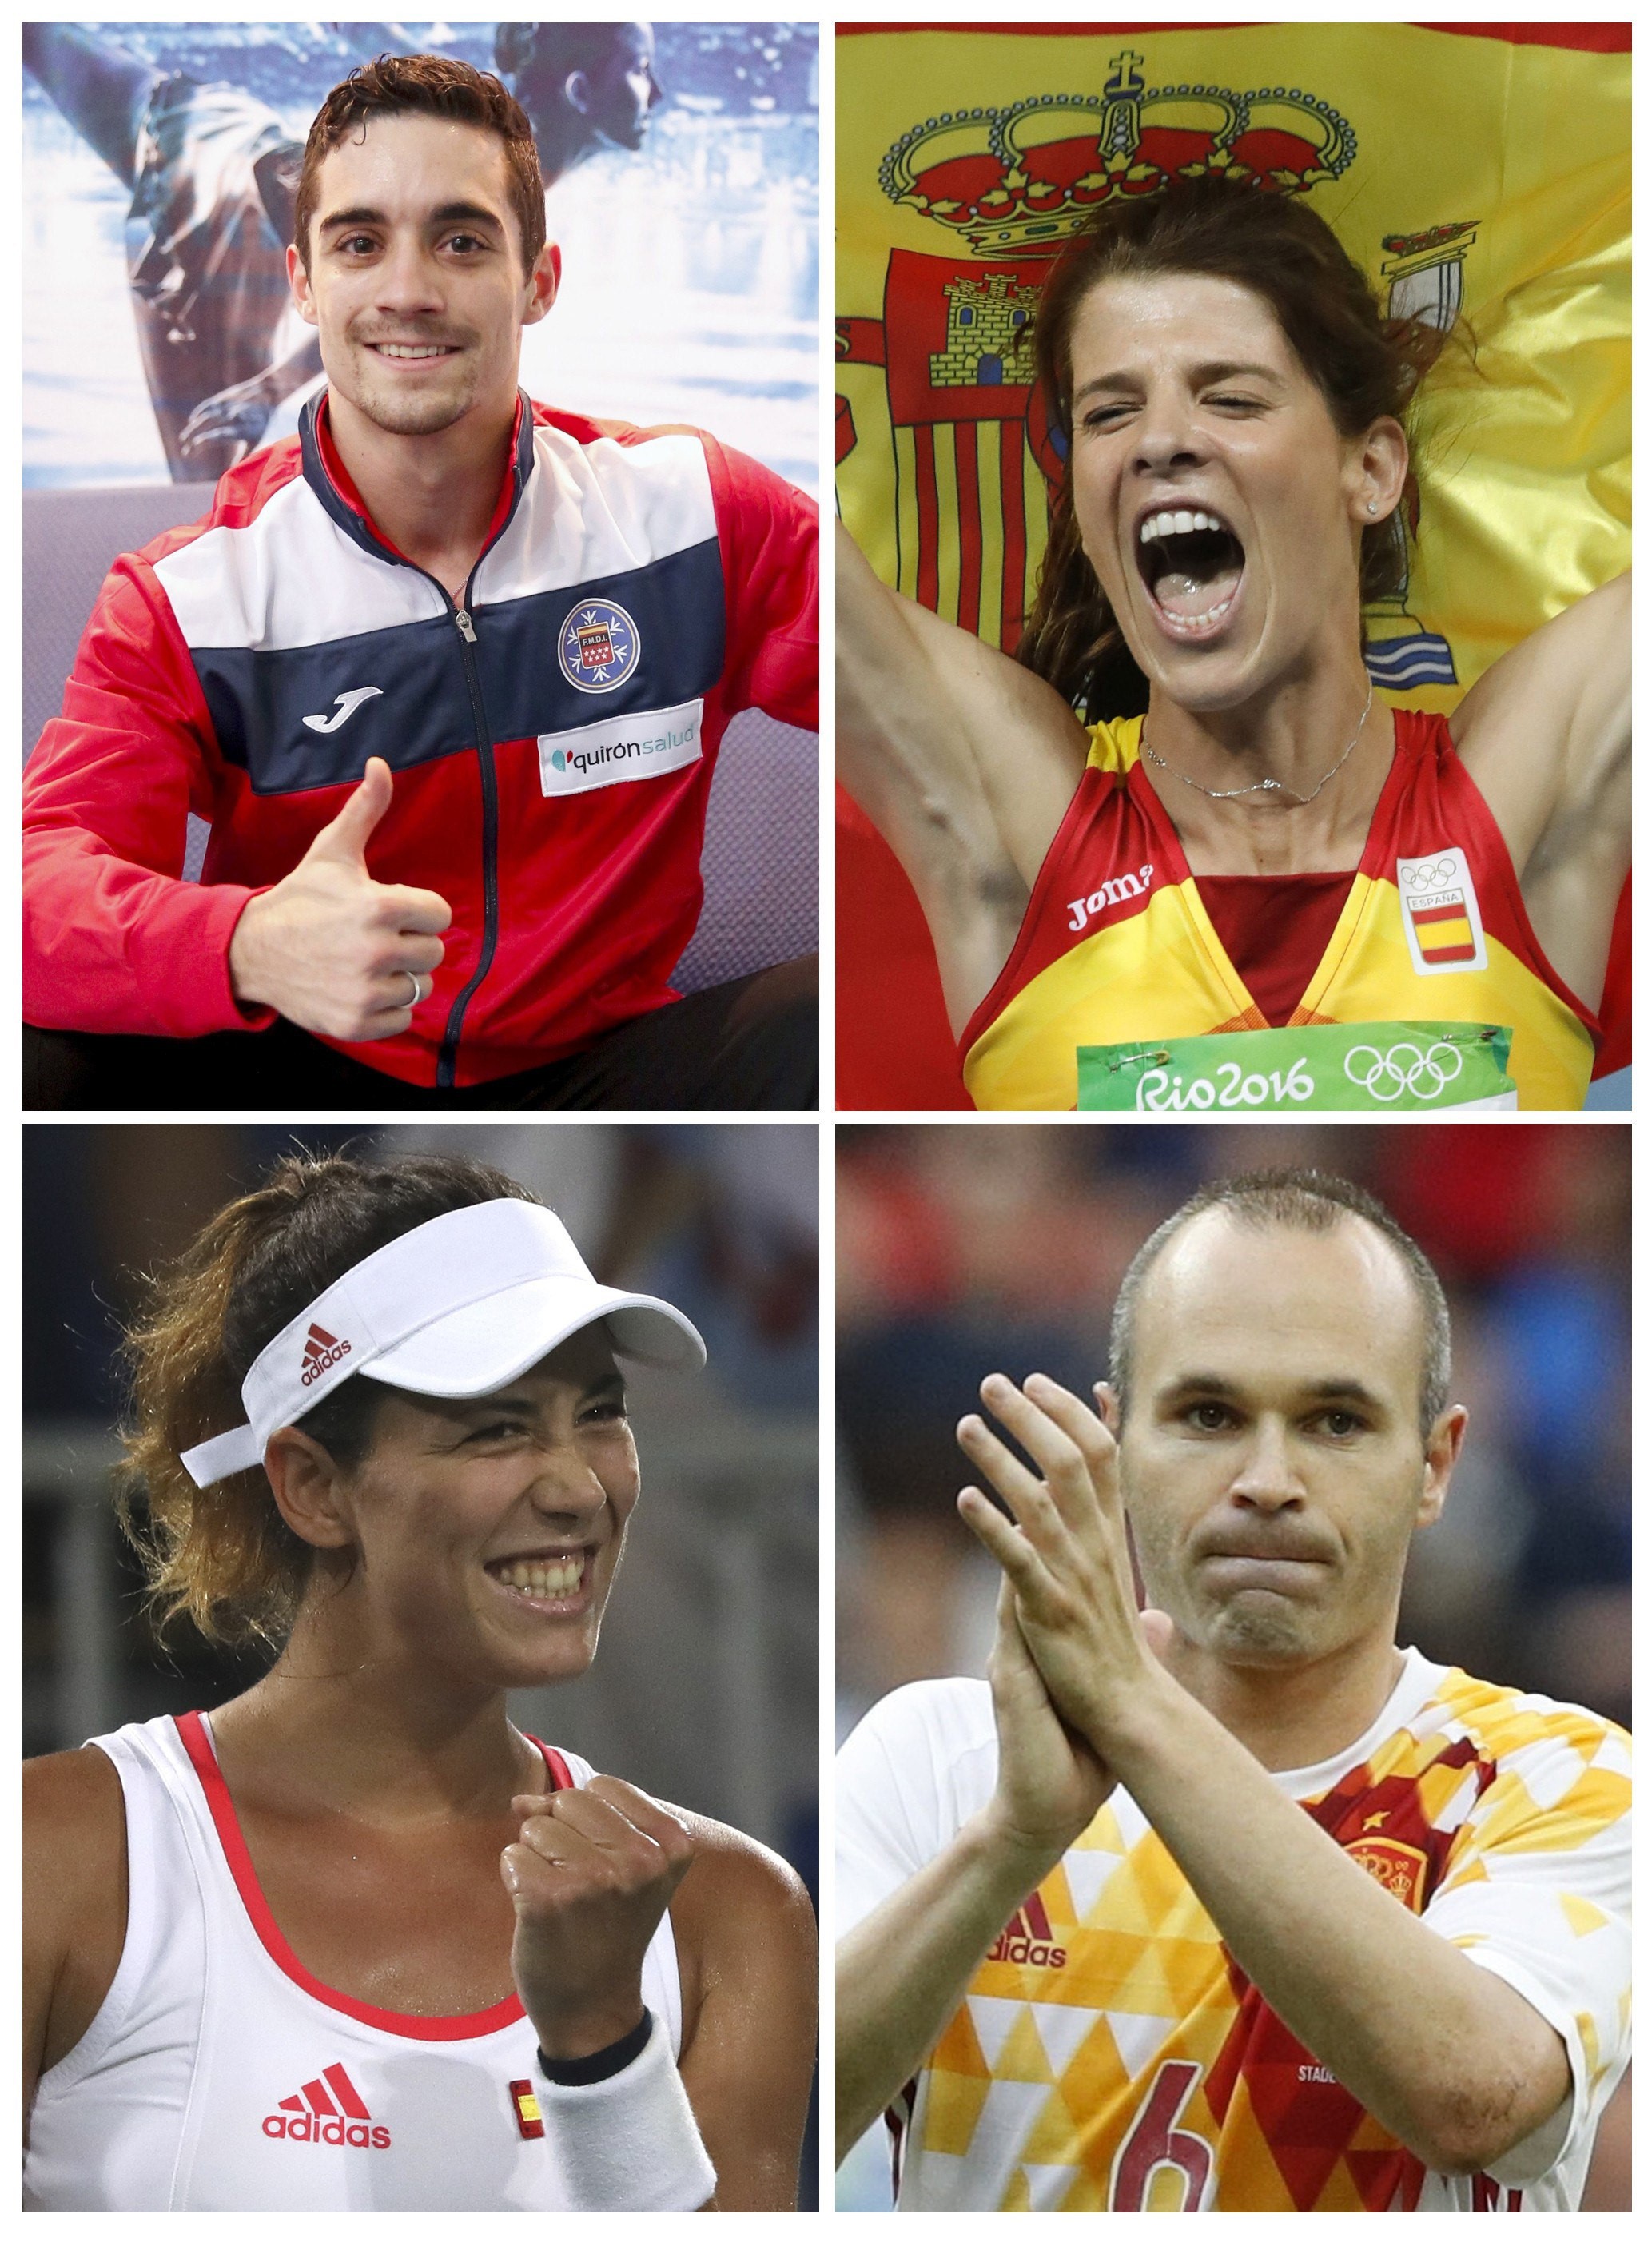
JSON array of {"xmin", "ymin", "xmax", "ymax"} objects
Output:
[{"xmin": 404, "ymin": 969, "xmax": 424, "ymax": 1008}]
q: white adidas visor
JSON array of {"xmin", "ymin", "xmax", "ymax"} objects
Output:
[{"xmin": 178, "ymin": 1199, "xmax": 706, "ymax": 1489}]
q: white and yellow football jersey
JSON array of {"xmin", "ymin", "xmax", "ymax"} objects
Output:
[{"xmin": 837, "ymin": 1651, "xmax": 1630, "ymax": 2212}]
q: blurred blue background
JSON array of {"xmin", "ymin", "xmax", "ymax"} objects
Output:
[{"xmin": 24, "ymin": 20, "xmax": 818, "ymax": 492}]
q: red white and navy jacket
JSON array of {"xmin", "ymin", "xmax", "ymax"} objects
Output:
[{"xmin": 23, "ymin": 392, "xmax": 818, "ymax": 1088}]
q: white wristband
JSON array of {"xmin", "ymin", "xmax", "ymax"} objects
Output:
[{"xmin": 536, "ymin": 2010, "xmax": 716, "ymax": 2212}]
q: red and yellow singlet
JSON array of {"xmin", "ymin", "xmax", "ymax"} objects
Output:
[{"xmin": 960, "ymin": 712, "xmax": 1598, "ymax": 1112}]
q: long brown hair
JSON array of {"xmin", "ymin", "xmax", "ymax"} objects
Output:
[
  {"xmin": 293, "ymin": 53, "xmax": 545, "ymax": 275},
  {"xmin": 1017, "ymin": 179, "xmax": 1446, "ymax": 715},
  {"xmin": 119, "ymin": 1152, "xmax": 540, "ymax": 1650}
]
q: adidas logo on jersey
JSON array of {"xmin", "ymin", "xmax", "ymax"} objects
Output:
[
  {"xmin": 301, "ymin": 1323, "xmax": 352, "ymax": 1385},
  {"xmin": 987, "ymin": 1892, "xmax": 1067, "ymax": 1969},
  {"xmin": 263, "ymin": 2062, "xmax": 390, "ymax": 2149}
]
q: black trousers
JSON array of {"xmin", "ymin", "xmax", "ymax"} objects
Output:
[{"xmin": 25, "ymin": 957, "xmax": 818, "ymax": 1113}]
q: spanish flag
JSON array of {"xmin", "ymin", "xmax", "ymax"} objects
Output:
[
  {"xmin": 1409, "ymin": 906, "xmax": 1479, "ymax": 970},
  {"xmin": 836, "ymin": 22, "xmax": 1630, "ymax": 1108}
]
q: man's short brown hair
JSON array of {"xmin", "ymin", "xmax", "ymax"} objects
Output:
[
  {"xmin": 1109, "ymin": 1169, "xmax": 1452, "ymax": 1440},
  {"xmin": 293, "ymin": 54, "xmax": 546, "ymax": 276}
]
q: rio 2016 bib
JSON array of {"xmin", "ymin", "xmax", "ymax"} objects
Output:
[{"xmin": 1077, "ymin": 1021, "xmax": 1518, "ymax": 1113}]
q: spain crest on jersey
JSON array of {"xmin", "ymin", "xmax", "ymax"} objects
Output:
[{"xmin": 1345, "ymin": 1835, "xmax": 1431, "ymax": 1913}]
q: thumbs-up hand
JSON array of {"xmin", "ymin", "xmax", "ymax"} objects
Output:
[{"xmin": 228, "ymin": 758, "xmax": 452, "ymax": 1041}]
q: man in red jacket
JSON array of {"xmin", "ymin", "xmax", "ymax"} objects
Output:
[{"xmin": 24, "ymin": 53, "xmax": 818, "ymax": 1110}]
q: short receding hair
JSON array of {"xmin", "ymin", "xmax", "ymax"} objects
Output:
[
  {"xmin": 1109, "ymin": 1169, "xmax": 1451, "ymax": 1439},
  {"xmin": 294, "ymin": 54, "xmax": 546, "ymax": 276}
]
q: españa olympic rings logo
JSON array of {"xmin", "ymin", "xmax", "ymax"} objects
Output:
[
  {"xmin": 1399, "ymin": 857, "xmax": 1459, "ymax": 890},
  {"xmin": 1343, "ymin": 1041, "xmax": 1465, "ymax": 1103}
]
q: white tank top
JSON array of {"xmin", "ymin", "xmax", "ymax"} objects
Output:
[{"xmin": 24, "ymin": 1712, "xmax": 683, "ymax": 2211}]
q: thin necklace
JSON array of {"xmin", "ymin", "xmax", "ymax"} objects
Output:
[{"xmin": 1140, "ymin": 679, "xmax": 1374, "ymax": 806}]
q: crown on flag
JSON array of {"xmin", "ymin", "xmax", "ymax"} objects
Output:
[{"xmin": 881, "ymin": 52, "xmax": 1356, "ymax": 257}]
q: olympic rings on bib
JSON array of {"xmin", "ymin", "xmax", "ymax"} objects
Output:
[{"xmin": 1343, "ymin": 1041, "xmax": 1465, "ymax": 1103}]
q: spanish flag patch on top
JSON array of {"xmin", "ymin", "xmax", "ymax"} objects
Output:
[
  {"xmin": 508, "ymin": 2081, "xmax": 544, "ymax": 2141},
  {"xmin": 1396, "ymin": 849, "xmax": 1488, "ymax": 976}
]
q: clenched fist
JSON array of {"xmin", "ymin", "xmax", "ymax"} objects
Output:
[
  {"xmin": 228, "ymin": 757, "xmax": 452, "ymax": 1041},
  {"xmin": 500, "ymin": 1776, "xmax": 696, "ymax": 2061}
]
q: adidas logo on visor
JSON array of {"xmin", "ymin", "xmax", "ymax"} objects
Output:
[
  {"xmin": 263, "ymin": 2061, "xmax": 390, "ymax": 2148},
  {"xmin": 177, "ymin": 1201, "xmax": 707, "ymax": 1495},
  {"xmin": 300, "ymin": 1322, "xmax": 352, "ymax": 1386}
]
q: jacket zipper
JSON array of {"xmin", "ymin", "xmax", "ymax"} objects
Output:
[
  {"xmin": 432, "ymin": 588, "xmax": 498, "ymax": 1089},
  {"xmin": 310, "ymin": 392, "xmax": 530, "ymax": 1089}
]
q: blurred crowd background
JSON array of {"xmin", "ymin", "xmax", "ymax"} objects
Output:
[
  {"xmin": 25, "ymin": 1121, "xmax": 818, "ymax": 1885},
  {"xmin": 836, "ymin": 1119, "xmax": 1629, "ymax": 2210}
]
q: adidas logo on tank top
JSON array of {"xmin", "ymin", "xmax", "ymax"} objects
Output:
[{"xmin": 263, "ymin": 2063, "xmax": 390, "ymax": 2150}]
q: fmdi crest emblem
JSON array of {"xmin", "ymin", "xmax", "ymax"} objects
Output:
[
  {"xmin": 838, "ymin": 46, "xmax": 1461, "ymax": 684},
  {"xmin": 559, "ymin": 599, "xmax": 640, "ymax": 694}
]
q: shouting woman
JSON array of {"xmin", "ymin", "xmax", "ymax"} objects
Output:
[{"xmin": 839, "ymin": 179, "xmax": 1628, "ymax": 1111}]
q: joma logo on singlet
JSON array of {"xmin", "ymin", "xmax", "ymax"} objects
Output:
[
  {"xmin": 1067, "ymin": 863, "xmax": 1155, "ymax": 934},
  {"xmin": 264, "ymin": 2062, "xmax": 390, "ymax": 2150},
  {"xmin": 301, "ymin": 1323, "xmax": 352, "ymax": 1385}
]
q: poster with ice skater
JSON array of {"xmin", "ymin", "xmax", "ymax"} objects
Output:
[{"xmin": 24, "ymin": 21, "xmax": 818, "ymax": 493}]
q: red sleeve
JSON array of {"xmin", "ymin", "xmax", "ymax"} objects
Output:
[
  {"xmin": 22, "ymin": 554, "xmax": 273, "ymax": 1038},
  {"xmin": 702, "ymin": 436, "xmax": 819, "ymax": 730}
]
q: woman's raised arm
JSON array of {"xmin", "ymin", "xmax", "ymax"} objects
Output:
[
  {"xmin": 837, "ymin": 519, "xmax": 1091, "ymax": 1025},
  {"xmin": 1451, "ymin": 569, "xmax": 1630, "ymax": 1011}
]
